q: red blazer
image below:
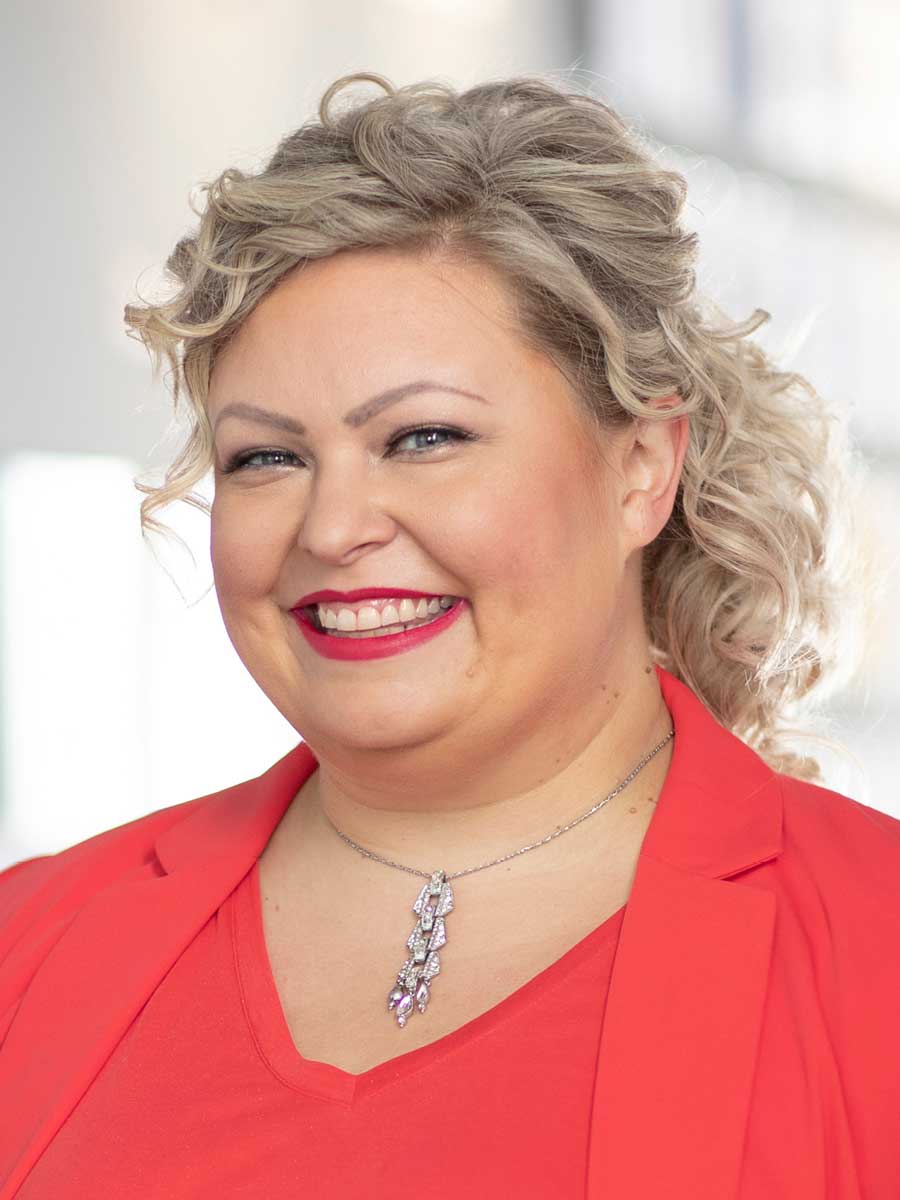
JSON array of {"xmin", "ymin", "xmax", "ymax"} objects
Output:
[{"xmin": 1, "ymin": 666, "xmax": 899, "ymax": 1198}]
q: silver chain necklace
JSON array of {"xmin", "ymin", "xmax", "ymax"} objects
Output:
[{"xmin": 322, "ymin": 727, "xmax": 675, "ymax": 1027}]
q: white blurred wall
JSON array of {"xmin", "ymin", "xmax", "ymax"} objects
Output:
[{"xmin": 2, "ymin": 0, "xmax": 574, "ymax": 462}]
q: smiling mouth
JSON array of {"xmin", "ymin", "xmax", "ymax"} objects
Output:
[{"xmin": 301, "ymin": 599, "xmax": 462, "ymax": 638}]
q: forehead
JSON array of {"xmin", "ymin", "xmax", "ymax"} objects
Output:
[{"xmin": 207, "ymin": 248, "xmax": 528, "ymax": 400}]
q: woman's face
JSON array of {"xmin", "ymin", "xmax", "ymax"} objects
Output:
[{"xmin": 207, "ymin": 247, "xmax": 651, "ymax": 765}]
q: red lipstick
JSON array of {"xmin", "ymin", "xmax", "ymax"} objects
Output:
[
  {"xmin": 293, "ymin": 587, "xmax": 454, "ymax": 607},
  {"xmin": 291, "ymin": 596, "xmax": 468, "ymax": 661}
]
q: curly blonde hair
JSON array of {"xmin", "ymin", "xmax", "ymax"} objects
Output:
[{"xmin": 124, "ymin": 70, "xmax": 872, "ymax": 784}]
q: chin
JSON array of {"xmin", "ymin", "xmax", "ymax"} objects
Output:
[{"xmin": 316, "ymin": 701, "xmax": 459, "ymax": 752}]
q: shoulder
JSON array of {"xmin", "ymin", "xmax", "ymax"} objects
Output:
[
  {"xmin": 776, "ymin": 770, "xmax": 900, "ymax": 884},
  {"xmin": 767, "ymin": 773, "xmax": 900, "ymax": 1163},
  {"xmin": 770, "ymin": 771, "xmax": 900, "ymax": 985},
  {"xmin": 0, "ymin": 794, "xmax": 206, "ymax": 946},
  {"xmin": 0, "ymin": 740, "xmax": 311, "ymax": 969}
]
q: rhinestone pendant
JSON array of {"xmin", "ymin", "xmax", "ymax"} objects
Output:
[{"xmin": 386, "ymin": 869, "xmax": 454, "ymax": 1027}]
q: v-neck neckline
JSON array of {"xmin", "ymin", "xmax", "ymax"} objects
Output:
[{"xmin": 228, "ymin": 858, "xmax": 625, "ymax": 1106}]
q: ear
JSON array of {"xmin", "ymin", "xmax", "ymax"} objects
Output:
[{"xmin": 618, "ymin": 394, "xmax": 689, "ymax": 553}]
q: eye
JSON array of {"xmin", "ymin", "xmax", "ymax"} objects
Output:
[
  {"xmin": 386, "ymin": 424, "xmax": 473, "ymax": 455},
  {"xmin": 220, "ymin": 448, "xmax": 301, "ymax": 473}
]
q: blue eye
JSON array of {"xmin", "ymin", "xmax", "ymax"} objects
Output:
[{"xmin": 386, "ymin": 425, "xmax": 471, "ymax": 455}]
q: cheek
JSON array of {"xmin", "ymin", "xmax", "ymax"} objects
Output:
[
  {"xmin": 210, "ymin": 497, "xmax": 290, "ymax": 602},
  {"xmin": 439, "ymin": 477, "xmax": 525, "ymax": 582},
  {"xmin": 482, "ymin": 456, "xmax": 620, "ymax": 632},
  {"xmin": 493, "ymin": 452, "xmax": 609, "ymax": 567},
  {"xmin": 439, "ymin": 463, "xmax": 592, "ymax": 610}
]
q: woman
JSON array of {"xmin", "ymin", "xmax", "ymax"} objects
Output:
[{"xmin": 1, "ymin": 71, "xmax": 897, "ymax": 1198}]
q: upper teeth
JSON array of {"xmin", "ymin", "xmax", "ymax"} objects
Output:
[{"xmin": 315, "ymin": 595, "xmax": 458, "ymax": 631}]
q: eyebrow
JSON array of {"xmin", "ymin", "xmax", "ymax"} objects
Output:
[{"xmin": 212, "ymin": 380, "xmax": 488, "ymax": 436}]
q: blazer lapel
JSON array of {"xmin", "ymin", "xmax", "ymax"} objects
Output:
[
  {"xmin": 0, "ymin": 741, "xmax": 320, "ymax": 1199},
  {"xmin": 586, "ymin": 668, "xmax": 782, "ymax": 1198}
]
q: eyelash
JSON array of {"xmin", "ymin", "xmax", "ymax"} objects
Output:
[{"xmin": 220, "ymin": 424, "xmax": 476, "ymax": 474}]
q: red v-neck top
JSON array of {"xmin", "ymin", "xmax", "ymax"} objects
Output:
[{"xmin": 18, "ymin": 860, "xmax": 625, "ymax": 1198}]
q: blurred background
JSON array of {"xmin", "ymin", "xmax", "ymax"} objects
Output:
[{"xmin": 1, "ymin": 0, "xmax": 898, "ymax": 867}]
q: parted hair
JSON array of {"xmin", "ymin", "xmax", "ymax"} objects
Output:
[{"xmin": 123, "ymin": 70, "xmax": 871, "ymax": 784}]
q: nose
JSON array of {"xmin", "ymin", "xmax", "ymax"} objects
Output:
[{"xmin": 294, "ymin": 461, "xmax": 397, "ymax": 563}]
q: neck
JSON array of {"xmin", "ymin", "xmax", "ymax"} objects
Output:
[{"xmin": 280, "ymin": 661, "xmax": 673, "ymax": 877}]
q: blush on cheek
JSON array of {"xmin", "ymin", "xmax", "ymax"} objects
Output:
[{"xmin": 211, "ymin": 509, "xmax": 287, "ymax": 601}]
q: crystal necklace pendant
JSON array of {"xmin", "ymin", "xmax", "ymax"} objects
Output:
[{"xmin": 387, "ymin": 869, "xmax": 454, "ymax": 1027}]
